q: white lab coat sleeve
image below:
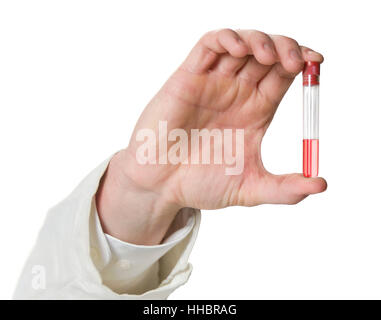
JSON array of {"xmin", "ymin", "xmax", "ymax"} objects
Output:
[
  {"xmin": 91, "ymin": 205, "xmax": 196, "ymax": 295},
  {"xmin": 13, "ymin": 156, "xmax": 201, "ymax": 300}
]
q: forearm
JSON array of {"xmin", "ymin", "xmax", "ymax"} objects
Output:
[{"xmin": 95, "ymin": 150, "xmax": 181, "ymax": 245}]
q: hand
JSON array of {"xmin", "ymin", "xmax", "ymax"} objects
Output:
[{"xmin": 96, "ymin": 29, "xmax": 327, "ymax": 245}]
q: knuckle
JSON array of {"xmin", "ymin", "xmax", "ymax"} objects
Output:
[
  {"xmin": 218, "ymin": 28, "xmax": 235, "ymax": 35},
  {"xmin": 249, "ymin": 30, "xmax": 263, "ymax": 41},
  {"xmin": 274, "ymin": 35, "xmax": 299, "ymax": 47},
  {"xmin": 201, "ymin": 29, "xmax": 236, "ymax": 42},
  {"xmin": 250, "ymin": 30, "xmax": 272, "ymax": 47},
  {"xmin": 218, "ymin": 28, "xmax": 239, "ymax": 41},
  {"xmin": 284, "ymin": 36, "xmax": 300, "ymax": 48},
  {"xmin": 201, "ymin": 30, "xmax": 217, "ymax": 41}
]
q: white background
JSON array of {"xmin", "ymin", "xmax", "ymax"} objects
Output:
[{"xmin": 1, "ymin": 0, "xmax": 380, "ymax": 299}]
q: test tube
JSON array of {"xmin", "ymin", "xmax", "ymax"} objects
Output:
[{"xmin": 303, "ymin": 61, "xmax": 320, "ymax": 177}]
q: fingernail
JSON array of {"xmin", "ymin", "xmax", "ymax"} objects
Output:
[
  {"xmin": 308, "ymin": 50, "xmax": 323, "ymax": 59},
  {"xmin": 264, "ymin": 43, "xmax": 276, "ymax": 56},
  {"xmin": 290, "ymin": 49, "xmax": 302, "ymax": 61}
]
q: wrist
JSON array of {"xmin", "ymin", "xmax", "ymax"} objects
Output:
[{"xmin": 96, "ymin": 150, "xmax": 181, "ymax": 245}]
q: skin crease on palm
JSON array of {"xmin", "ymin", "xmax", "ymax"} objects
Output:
[{"xmin": 96, "ymin": 29, "xmax": 328, "ymax": 245}]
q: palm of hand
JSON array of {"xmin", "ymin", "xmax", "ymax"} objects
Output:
[{"xmin": 124, "ymin": 30, "xmax": 326, "ymax": 210}]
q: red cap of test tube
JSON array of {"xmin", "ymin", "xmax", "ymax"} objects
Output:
[{"xmin": 303, "ymin": 61, "xmax": 320, "ymax": 86}]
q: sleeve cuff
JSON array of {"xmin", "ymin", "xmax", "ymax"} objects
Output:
[
  {"xmin": 90, "ymin": 197, "xmax": 196, "ymax": 294},
  {"xmin": 92, "ymin": 205, "xmax": 195, "ymax": 274}
]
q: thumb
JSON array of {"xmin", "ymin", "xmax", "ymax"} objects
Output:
[{"xmin": 262, "ymin": 173, "xmax": 327, "ymax": 205}]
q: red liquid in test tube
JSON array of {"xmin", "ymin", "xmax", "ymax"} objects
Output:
[{"xmin": 303, "ymin": 61, "xmax": 320, "ymax": 177}]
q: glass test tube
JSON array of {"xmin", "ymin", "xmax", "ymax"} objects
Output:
[{"xmin": 303, "ymin": 61, "xmax": 320, "ymax": 177}]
